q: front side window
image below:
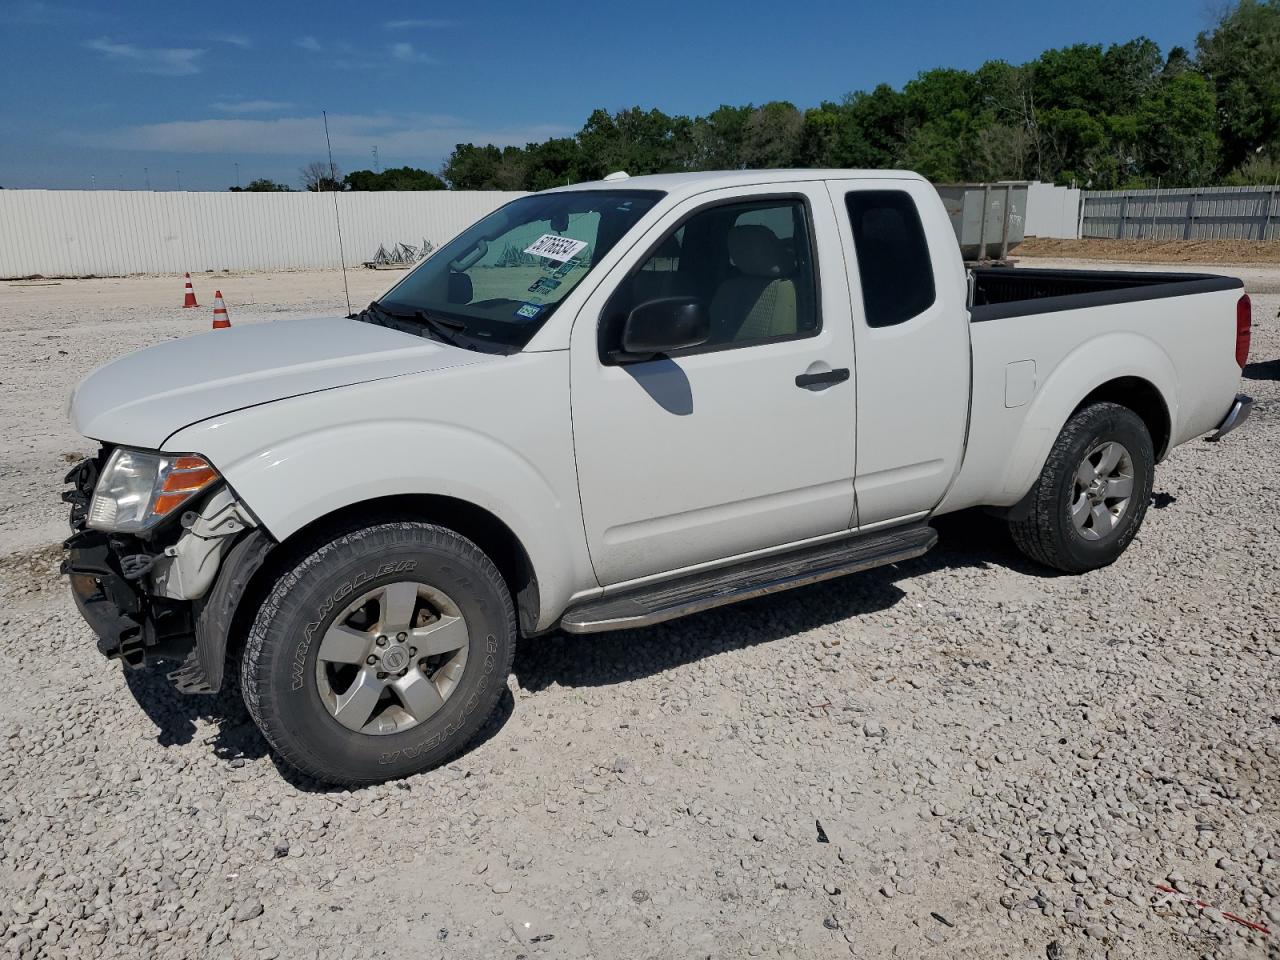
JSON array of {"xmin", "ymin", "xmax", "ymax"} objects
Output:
[
  {"xmin": 376, "ymin": 190, "xmax": 662, "ymax": 351},
  {"xmin": 845, "ymin": 190, "xmax": 936, "ymax": 328},
  {"xmin": 601, "ymin": 198, "xmax": 819, "ymax": 359}
]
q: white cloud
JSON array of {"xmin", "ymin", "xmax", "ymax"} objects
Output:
[
  {"xmin": 85, "ymin": 37, "xmax": 205, "ymax": 76},
  {"xmin": 211, "ymin": 99, "xmax": 293, "ymax": 114},
  {"xmin": 213, "ymin": 33, "xmax": 251, "ymax": 48},
  {"xmin": 389, "ymin": 42, "xmax": 430, "ymax": 63},
  {"xmin": 383, "ymin": 18, "xmax": 452, "ymax": 29},
  {"xmin": 296, "ymin": 35, "xmax": 322, "ymax": 52},
  {"xmin": 82, "ymin": 113, "xmax": 572, "ymax": 160}
]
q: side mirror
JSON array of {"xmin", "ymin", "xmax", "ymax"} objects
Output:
[{"xmin": 614, "ymin": 297, "xmax": 710, "ymax": 362}]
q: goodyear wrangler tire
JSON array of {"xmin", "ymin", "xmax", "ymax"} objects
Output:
[
  {"xmin": 241, "ymin": 521, "xmax": 516, "ymax": 786},
  {"xmin": 1008, "ymin": 402, "xmax": 1154, "ymax": 574}
]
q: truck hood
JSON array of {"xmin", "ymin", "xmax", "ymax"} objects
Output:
[{"xmin": 70, "ymin": 315, "xmax": 494, "ymax": 448}]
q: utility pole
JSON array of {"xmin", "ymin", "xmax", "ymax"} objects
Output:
[
  {"xmin": 90, "ymin": 174, "xmax": 96, "ymax": 189},
  {"xmin": 176, "ymin": 169, "xmax": 182, "ymax": 190},
  {"xmin": 235, "ymin": 162, "xmax": 240, "ymax": 189},
  {"xmin": 372, "ymin": 145, "xmax": 380, "ymax": 173},
  {"xmin": 144, "ymin": 166, "xmax": 150, "ymax": 190}
]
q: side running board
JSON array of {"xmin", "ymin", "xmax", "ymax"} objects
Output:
[{"xmin": 560, "ymin": 523, "xmax": 937, "ymax": 634}]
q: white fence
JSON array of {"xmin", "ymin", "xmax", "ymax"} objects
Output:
[
  {"xmin": 1081, "ymin": 185, "xmax": 1280, "ymax": 241},
  {"xmin": 0, "ymin": 190, "xmax": 526, "ymax": 278},
  {"xmin": 0, "ymin": 182, "xmax": 1088, "ymax": 279}
]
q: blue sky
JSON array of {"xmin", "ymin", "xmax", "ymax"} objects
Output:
[{"xmin": 0, "ymin": 0, "xmax": 1216, "ymax": 190}]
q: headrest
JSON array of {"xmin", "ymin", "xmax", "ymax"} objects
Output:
[{"xmin": 727, "ymin": 225, "xmax": 787, "ymax": 278}]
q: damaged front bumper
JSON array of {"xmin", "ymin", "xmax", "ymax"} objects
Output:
[{"xmin": 62, "ymin": 452, "xmax": 272, "ymax": 693}]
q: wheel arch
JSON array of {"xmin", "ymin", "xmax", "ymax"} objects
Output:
[
  {"xmin": 254, "ymin": 494, "xmax": 542, "ymax": 640},
  {"xmin": 1074, "ymin": 376, "xmax": 1171, "ymax": 462},
  {"xmin": 213, "ymin": 494, "xmax": 545, "ymax": 682}
]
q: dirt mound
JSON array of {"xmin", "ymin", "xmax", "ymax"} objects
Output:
[{"xmin": 1020, "ymin": 237, "xmax": 1280, "ymax": 264}]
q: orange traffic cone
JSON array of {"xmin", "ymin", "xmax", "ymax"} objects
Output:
[
  {"xmin": 211, "ymin": 291, "xmax": 231, "ymax": 329},
  {"xmin": 182, "ymin": 272, "xmax": 199, "ymax": 308}
]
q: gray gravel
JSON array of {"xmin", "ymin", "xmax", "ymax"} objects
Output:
[{"xmin": 0, "ymin": 269, "xmax": 1276, "ymax": 959}]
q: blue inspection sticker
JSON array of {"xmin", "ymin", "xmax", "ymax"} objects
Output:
[{"xmin": 514, "ymin": 302, "xmax": 544, "ymax": 320}]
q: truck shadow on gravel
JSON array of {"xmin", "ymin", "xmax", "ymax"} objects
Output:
[
  {"xmin": 121, "ymin": 661, "xmax": 514, "ymax": 791},
  {"xmin": 1244, "ymin": 358, "xmax": 1280, "ymax": 381},
  {"xmin": 513, "ymin": 510, "xmax": 1058, "ymax": 694},
  {"xmin": 122, "ymin": 667, "xmax": 267, "ymax": 758}
]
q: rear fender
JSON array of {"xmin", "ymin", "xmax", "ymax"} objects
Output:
[{"xmin": 1000, "ymin": 332, "xmax": 1178, "ymax": 502}]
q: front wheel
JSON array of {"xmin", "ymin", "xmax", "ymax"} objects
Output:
[
  {"xmin": 1008, "ymin": 401, "xmax": 1155, "ymax": 573},
  {"xmin": 241, "ymin": 521, "xmax": 516, "ymax": 786}
]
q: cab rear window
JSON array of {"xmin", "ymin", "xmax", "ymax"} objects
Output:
[{"xmin": 845, "ymin": 191, "xmax": 936, "ymax": 328}]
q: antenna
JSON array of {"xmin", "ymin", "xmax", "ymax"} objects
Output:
[{"xmin": 323, "ymin": 110, "xmax": 352, "ymax": 317}]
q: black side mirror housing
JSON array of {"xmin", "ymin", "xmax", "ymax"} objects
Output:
[{"xmin": 613, "ymin": 297, "xmax": 710, "ymax": 363}]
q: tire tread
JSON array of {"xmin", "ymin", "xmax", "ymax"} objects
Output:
[
  {"xmin": 241, "ymin": 521, "xmax": 516, "ymax": 787},
  {"xmin": 1008, "ymin": 401, "xmax": 1153, "ymax": 574}
]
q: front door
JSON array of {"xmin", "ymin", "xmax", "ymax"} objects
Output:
[{"xmin": 570, "ymin": 184, "xmax": 859, "ymax": 586}]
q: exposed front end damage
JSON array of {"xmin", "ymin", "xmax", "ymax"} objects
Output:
[{"xmin": 62, "ymin": 449, "xmax": 274, "ymax": 694}]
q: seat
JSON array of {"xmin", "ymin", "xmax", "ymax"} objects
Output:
[{"xmin": 708, "ymin": 225, "xmax": 798, "ymax": 343}]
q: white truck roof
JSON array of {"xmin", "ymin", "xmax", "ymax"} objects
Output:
[{"xmin": 547, "ymin": 168, "xmax": 928, "ymax": 200}]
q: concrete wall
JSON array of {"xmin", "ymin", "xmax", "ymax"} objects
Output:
[
  {"xmin": 0, "ymin": 189, "xmax": 526, "ymax": 278},
  {"xmin": 1081, "ymin": 185, "xmax": 1280, "ymax": 241},
  {"xmin": 1024, "ymin": 182, "xmax": 1081, "ymax": 239}
]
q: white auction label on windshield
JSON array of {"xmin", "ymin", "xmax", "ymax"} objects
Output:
[{"xmin": 524, "ymin": 234, "xmax": 588, "ymax": 262}]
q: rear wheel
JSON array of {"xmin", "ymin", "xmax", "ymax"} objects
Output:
[
  {"xmin": 241, "ymin": 521, "xmax": 516, "ymax": 786},
  {"xmin": 1008, "ymin": 402, "xmax": 1154, "ymax": 573}
]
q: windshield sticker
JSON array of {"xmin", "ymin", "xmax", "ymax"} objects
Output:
[
  {"xmin": 527, "ymin": 276, "xmax": 561, "ymax": 294},
  {"xmin": 524, "ymin": 234, "xmax": 589, "ymax": 263},
  {"xmin": 514, "ymin": 302, "xmax": 544, "ymax": 320}
]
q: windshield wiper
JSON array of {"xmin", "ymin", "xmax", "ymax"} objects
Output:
[{"xmin": 363, "ymin": 300, "xmax": 468, "ymax": 348}]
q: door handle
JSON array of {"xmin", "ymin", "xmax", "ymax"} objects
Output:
[{"xmin": 795, "ymin": 367, "xmax": 850, "ymax": 388}]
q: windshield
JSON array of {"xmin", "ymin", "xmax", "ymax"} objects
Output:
[{"xmin": 376, "ymin": 189, "xmax": 663, "ymax": 351}]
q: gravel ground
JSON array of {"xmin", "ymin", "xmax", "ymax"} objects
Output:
[{"xmin": 0, "ymin": 264, "xmax": 1277, "ymax": 960}]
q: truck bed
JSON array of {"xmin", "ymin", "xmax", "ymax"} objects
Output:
[{"xmin": 970, "ymin": 267, "xmax": 1242, "ymax": 322}]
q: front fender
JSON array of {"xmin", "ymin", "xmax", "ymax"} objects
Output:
[
  {"xmin": 165, "ymin": 356, "xmax": 593, "ymax": 631},
  {"xmin": 1000, "ymin": 331, "xmax": 1178, "ymax": 501}
]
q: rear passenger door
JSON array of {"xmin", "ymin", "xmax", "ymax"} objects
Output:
[
  {"xmin": 830, "ymin": 180, "xmax": 971, "ymax": 527},
  {"xmin": 571, "ymin": 185, "xmax": 859, "ymax": 587}
]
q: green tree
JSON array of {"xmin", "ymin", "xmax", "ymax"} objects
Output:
[
  {"xmin": 1100, "ymin": 38, "xmax": 1163, "ymax": 112},
  {"xmin": 576, "ymin": 107, "xmax": 681, "ymax": 178},
  {"xmin": 229, "ymin": 178, "xmax": 291, "ymax": 192},
  {"xmin": 688, "ymin": 105, "xmax": 752, "ymax": 169},
  {"xmin": 344, "ymin": 167, "xmax": 446, "ymax": 191},
  {"xmin": 1136, "ymin": 72, "xmax": 1220, "ymax": 185},
  {"xmin": 1196, "ymin": 0, "xmax": 1280, "ymax": 171},
  {"xmin": 1033, "ymin": 44, "xmax": 1108, "ymax": 111},
  {"xmin": 841, "ymin": 85, "xmax": 908, "ymax": 168},
  {"xmin": 441, "ymin": 143, "xmax": 505, "ymax": 189},
  {"xmin": 741, "ymin": 101, "xmax": 803, "ymax": 168},
  {"xmin": 798, "ymin": 105, "xmax": 842, "ymax": 166},
  {"xmin": 521, "ymin": 137, "xmax": 583, "ymax": 190}
]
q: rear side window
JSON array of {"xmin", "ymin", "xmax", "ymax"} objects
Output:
[{"xmin": 845, "ymin": 191, "xmax": 935, "ymax": 328}]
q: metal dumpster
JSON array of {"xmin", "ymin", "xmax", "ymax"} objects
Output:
[{"xmin": 935, "ymin": 182, "xmax": 1029, "ymax": 262}]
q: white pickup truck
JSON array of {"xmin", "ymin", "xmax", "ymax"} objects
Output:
[{"xmin": 63, "ymin": 170, "xmax": 1254, "ymax": 785}]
